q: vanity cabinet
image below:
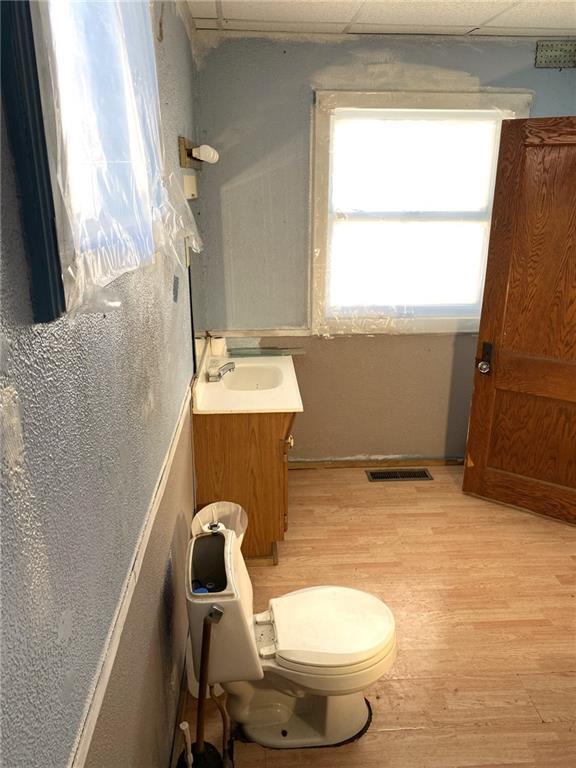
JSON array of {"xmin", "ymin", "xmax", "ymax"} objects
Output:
[{"xmin": 193, "ymin": 411, "xmax": 295, "ymax": 561}]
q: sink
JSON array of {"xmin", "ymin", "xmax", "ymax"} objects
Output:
[
  {"xmin": 193, "ymin": 355, "xmax": 303, "ymax": 414},
  {"xmin": 223, "ymin": 365, "xmax": 283, "ymax": 391}
]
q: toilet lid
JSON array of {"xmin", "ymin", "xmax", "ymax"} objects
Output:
[{"xmin": 270, "ymin": 586, "xmax": 395, "ymax": 669}]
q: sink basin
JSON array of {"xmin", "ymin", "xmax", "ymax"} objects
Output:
[
  {"xmin": 193, "ymin": 356, "xmax": 303, "ymax": 414},
  {"xmin": 223, "ymin": 365, "xmax": 283, "ymax": 391}
]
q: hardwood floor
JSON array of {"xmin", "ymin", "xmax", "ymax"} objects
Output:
[{"xmin": 182, "ymin": 467, "xmax": 576, "ymax": 767}]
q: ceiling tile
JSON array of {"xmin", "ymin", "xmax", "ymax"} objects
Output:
[
  {"xmin": 471, "ymin": 25, "xmax": 576, "ymax": 35},
  {"xmin": 188, "ymin": 1, "xmax": 219, "ymax": 19},
  {"xmin": 221, "ymin": 1, "xmax": 363, "ymax": 23},
  {"xmin": 194, "ymin": 18, "xmax": 221, "ymax": 29},
  {"xmin": 356, "ymin": 1, "xmax": 516, "ymax": 26},
  {"xmin": 221, "ymin": 19, "xmax": 349, "ymax": 32},
  {"xmin": 351, "ymin": 23, "xmax": 475, "ymax": 34},
  {"xmin": 189, "ymin": 0, "xmax": 576, "ymax": 36},
  {"xmin": 484, "ymin": 1, "xmax": 576, "ymax": 30}
]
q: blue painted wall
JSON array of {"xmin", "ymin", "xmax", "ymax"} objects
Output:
[
  {"xmin": 0, "ymin": 6, "xmax": 196, "ymax": 766},
  {"xmin": 192, "ymin": 34, "xmax": 576, "ymax": 330}
]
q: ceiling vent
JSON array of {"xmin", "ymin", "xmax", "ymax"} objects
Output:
[{"xmin": 535, "ymin": 41, "xmax": 576, "ymax": 69}]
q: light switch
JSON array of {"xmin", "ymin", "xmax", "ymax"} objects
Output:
[{"xmin": 183, "ymin": 172, "xmax": 198, "ymax": 200}]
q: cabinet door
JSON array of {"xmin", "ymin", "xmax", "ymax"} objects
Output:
[
  {"xmin": 282, "ymin": 416, "xmax": 296, "ymax": 532},
  {"xmin": 194, "ymin": 412, "xmax": 295, "ymax": 558}
]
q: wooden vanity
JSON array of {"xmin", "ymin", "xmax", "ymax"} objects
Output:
[
  {"xmin": 193, "ymin": 412, "xmax": 295, "ymax": 560},
  {"xmin": 192, "ymin": 354, "xmax": 302, "ymax": 563}
]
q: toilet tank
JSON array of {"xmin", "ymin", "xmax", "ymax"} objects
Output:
[{"xmin": 186, "ymin": 528, "xmax": 263, "ymax": 684}]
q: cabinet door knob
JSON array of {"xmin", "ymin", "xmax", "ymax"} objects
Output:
[{"xmin": 285, "ymin": 434, "xmax": 294, "ymax": 449}]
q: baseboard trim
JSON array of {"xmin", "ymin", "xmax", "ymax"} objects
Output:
[
  {"xmin": 69, "ymin": 387, "xmax": 192, "ymax": 768},
  {"xmin": 289, "ymin": 456, "xmax": 464, "ymax": 469}
]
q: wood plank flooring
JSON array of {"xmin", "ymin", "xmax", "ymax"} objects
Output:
[{"xmin": 182, "ymin": 467, "xmax": 576, "ymax": 767}]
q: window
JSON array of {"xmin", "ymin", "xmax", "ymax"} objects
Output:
[{"xmin": 312, "ymin": 91, "xmax": 532, "ymax": 334}]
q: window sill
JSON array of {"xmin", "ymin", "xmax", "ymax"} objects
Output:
[{"xmin": 314, "ymin": 316, "xmax": 481, "ymax": 335}]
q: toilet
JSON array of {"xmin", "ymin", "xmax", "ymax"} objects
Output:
[{"xmin": 186, "ymin": 502, "xmax": 397, "ymax": 749}]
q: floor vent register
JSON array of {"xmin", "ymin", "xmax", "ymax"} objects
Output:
[{"xmin": 366, "ymin": 468, "xmax": 433, "ymax": 482}]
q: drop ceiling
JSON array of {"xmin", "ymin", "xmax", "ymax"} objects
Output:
[{"xmin": 187, "ymin": 1, "xmax": 576, "ymax": 37}]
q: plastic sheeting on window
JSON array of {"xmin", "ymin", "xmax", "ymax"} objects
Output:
[
  {"xmin": 311, "ymin": 91, "xmax": 533, "ymax": 336},
  {"xmin": 34, "ymin": 0, "xmax": 202, "ymax": 313}
]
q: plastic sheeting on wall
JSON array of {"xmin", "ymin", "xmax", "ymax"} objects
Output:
[{"xmin": 35, "ymin": 0, "xmax": 202, "ymax": 314}]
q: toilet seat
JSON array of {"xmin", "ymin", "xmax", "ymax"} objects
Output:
[{"xmin": 266, "ymin": 586, "xmax": 396, "ymax": 675}]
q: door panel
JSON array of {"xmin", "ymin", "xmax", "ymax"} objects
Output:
[
  {"xmin": 496, "ymin": 355, "xmax": 576, "ymax": 403},
  {"xmin": 502, "ymin": 146, "xmax": 576, "ymax": 359},
  {"xmin": 463, "ymin": 117, "xmax": 576, "ymax": 524},
  {"xmin": 489, "ymin": 391, "xmax": 576, "ymax": 487}
]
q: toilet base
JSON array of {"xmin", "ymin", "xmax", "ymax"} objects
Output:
[{"xmin": 234, "ymin": 690, "xmax": 372, "ymax": 749}]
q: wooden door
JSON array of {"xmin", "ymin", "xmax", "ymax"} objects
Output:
[{"xmin": 463, "ymin": 117, "xmax": 576, "ymax": 524}]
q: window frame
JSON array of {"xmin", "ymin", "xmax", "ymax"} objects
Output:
[{"xmin": 311, "ymin": 90, "xmax": 532, "ymax": 335}]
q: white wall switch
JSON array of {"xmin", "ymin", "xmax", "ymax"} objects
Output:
[{"xmin": 183, "ymin": 172, "xmax": 198, "ymax": 200}]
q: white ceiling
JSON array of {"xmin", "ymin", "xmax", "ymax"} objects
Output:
[{"xmin": 187, "ymin": 1, "xmax": 576, "ymax": 37}]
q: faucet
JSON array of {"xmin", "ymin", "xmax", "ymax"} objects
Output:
[{"xmin": 207, "ymin": 361, "xmax": 236, "ymax": 382}]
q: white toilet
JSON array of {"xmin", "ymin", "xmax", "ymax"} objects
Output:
[{"xmin": 186, "ymin": 502, "xmax": 397, "ymax": 749}]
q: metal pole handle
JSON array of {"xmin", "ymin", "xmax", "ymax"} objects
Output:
[{"xmin": 195, "ymin": 605, "xmax": 224, "ymax": 753}]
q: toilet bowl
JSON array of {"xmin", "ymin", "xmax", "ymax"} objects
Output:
[{"xmin": 186, "ymin": 503, "xmax": 397, "ymax": 749}]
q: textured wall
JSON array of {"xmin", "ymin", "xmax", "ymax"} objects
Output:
[
  {"xmin": 84, "ymin": 401, "xmax": 194, "ymax": 768},
  {"xmin": 0, "ymin": 5, "xmax": 196, "ymax": 767},
  {"xmin": 193, "ymin": 34, "xmax": 576, "ymax": 330}
]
